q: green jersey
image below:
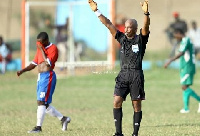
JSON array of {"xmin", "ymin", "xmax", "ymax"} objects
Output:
[{"xmin": 179, "ymin": 37, "xmax": 195, "ymax": 75}]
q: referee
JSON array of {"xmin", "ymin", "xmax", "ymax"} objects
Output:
[{"xmin": 88, "ymin": 0, "xmax": 150, "ymax": 136}]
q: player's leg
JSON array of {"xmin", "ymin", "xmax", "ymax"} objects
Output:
[
  {"xmin": 27, "ymin": 100, "xmax": 46, "ymax": 133},
  {"xmin": 113, "ymin": 72, "xmax": 129, "ymax": 136},
  {"xmin": 180, "ymin": 73, "xmax": 191, "ymax": 113},
  {"xmin": 180, "ymin": 85, "xmax": 190, "ymax": 113},
  {"xmin": 186, "ymin": 87, "xmax": 200, "ymax": 113},
  {"xmin": 28, "ymin": 73, "xmax": 46, "ymax": 133},
  {"xmin": 46, "ymin": 105, "xmax": 71, "ymax": 131},
  {"xmin": 180, "ymin": 73, "xmax": 200, "ymax": 113},
  {"xmin": 44, "ymin": 71, "xmax": 71, "ymax": 131},
  {"xmin": 185, "ymin": 73, "xmax": 200, "ymax": 112},
  {"xmin": 185, "ymin": 86, "xmax": 200, "ymax": 102},
  {"xmin": 185, "ymin": 74, "xmax": 200, "ymax": 102},
  {"xmin": 28, "ymin": 72, "xmax": 48, "ymax": 133}
]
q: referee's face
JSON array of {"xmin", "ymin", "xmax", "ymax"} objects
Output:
[{"xmin": 125, "ymin": 20, "xmax": 137, "ymax": 38}]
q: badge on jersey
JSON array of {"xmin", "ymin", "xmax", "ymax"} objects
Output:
[{"xmin": 132, "ymin": 44, "xmax": 139, "ymax": 53}]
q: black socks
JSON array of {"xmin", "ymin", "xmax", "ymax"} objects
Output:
[
  {"xmin": 113, "ymin": 108, "xmax": 142, "ymax": 135},
  {"xmin": 113, "ymin": 108, "xmax": 123, "ymax": 134},
  {"xmin": 133, "ymin": 111, "xmax": 142, "ymax": 135}
]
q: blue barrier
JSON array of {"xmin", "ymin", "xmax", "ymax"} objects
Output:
[
  {"xmin": 0, "ymin": 58, "xmax": 21, "ymax": 71},
  {"xmin": 142, "ymin": 61, "xmax": 152, "ymax": 70},
  {"xmin": 156, "ymin": 60, "xmax": 180, "ymax": 69}
]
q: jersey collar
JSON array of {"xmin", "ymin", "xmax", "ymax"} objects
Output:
[{"xmin": 45, "ymin": 43, "xmax": 53, "ymax": 49}]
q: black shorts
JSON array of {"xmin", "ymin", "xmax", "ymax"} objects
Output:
[{"xmin": 114, "ymin": 69, "xmax": 145, "ymax": 101}]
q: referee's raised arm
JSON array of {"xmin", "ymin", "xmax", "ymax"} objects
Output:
[
  {"xmin": 88, "ymin": 0, "xmax": 117, "ymax": 37},
  {"xmin": 141, "ymin": 0, "xmax": 150, "ymax": 36}
]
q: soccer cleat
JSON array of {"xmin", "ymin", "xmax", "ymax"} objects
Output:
[
  {"xmin": 132, "ymin": 134, "xmax": 138, "ymax": 136},
  {"xmin": 61, "ymin": 116, "xmax": 71, "ymax": 131},
  {"xmin": 113, "ymin": 132, "xmax": 124, "ymax": 136},
  {"xmin": 27, "ymin": 126, "xmax": 42, "ymax": 133},
  {"xmin": 180, "ymin": 109, "xmax": 190, "ymax": 113}
]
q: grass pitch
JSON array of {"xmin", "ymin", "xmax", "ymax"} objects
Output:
[{"xmin": 1, "ymin": 67, "xmax": 200, "ymax": 136}]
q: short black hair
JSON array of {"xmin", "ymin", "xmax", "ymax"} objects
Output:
[
  {"xmin": 37, "ymin": 32, "xmax": 49, "ymax": 41},
  {"xmin": 174, "ymin": 28, "xmax": 185, "ymax": 35}
]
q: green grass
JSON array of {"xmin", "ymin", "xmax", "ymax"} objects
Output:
[{"xmin": 1, "ymin": 67, "xmax": 200, "ymax": 136}]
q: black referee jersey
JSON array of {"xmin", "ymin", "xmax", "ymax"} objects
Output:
[{"xmin": 115, "ymin": 29, "xmax": 150, "ymax": 70}]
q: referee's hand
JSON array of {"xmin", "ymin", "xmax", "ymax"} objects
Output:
[
  {"xmin": 140, "ymin": 0, "xmax": 149, "ymax": 13},
  {"xmin": 88, "ymin": 0, "xmax": 97, "ymax": 12}
]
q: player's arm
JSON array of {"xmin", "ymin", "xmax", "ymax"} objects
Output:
[
  {"xmin": 164, "ymin": 52, "xmax": 184, "ymax": 68},
  {"xmin": 141, "ymin": 0, "xmax": 150, "ymax": 36},
  {"xmin": 17, "ymin": 63, "xmax": 36, "ymax": 77},
  {"xmin": 36, "ymin": 42, "xmax": 51, "ymax": 67},
  {"xmin": 165, "ymin": 38, "xmax": 189, "ymax": 68},
  {"xmin": 88, "ymin": 0, "xmax": 117, "ymax": 37},
  {"xmin": 17, "ymin": 48, "xmax": 39, "ymax": 76}
]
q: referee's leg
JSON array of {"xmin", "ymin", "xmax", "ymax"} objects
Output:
[
  {"xmin": 132, "ymin": 100, "xmax": 142, "ymax": 136},
  {"xmin": 113, "ymin": 96, "xmax": 124, "ymax": 135}
]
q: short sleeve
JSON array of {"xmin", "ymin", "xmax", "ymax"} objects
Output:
[
  {"xmin": 46, "ymin": 46, "xmax": 58, "ymax": 67},
  {"xmin": 115, "ymin": 30, "xmax": 125, "ymax": 44},
  {"xmin": 32, "ymin": 49, "xmax": 39, "ymax": 65},
  {"xmin": 179, "ymin": 38, "xmax": 189, "ymax": 53}
]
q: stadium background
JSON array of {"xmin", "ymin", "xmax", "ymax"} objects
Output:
[
  {"xmin": 0, "ymin": 0, "xmax": 200, "ymax": 51},
  {"xmin": 1, "ymin": 0, "xmax": 200, "ymax": 136}
]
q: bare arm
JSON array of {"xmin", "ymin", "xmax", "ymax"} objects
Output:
[
  {"xmin": 98, "ymin": 15, "xmax": 117, "ymax": 37},
  {"xmin": 88, "ymin": 0, "xmax": 117, "ymax": 37},
  {"xmin": 164, "ymin": 52, "xmax": 184, "ymax": 68},
  {"xmin": 140, "ymin": 0, "xmax": 150, "ymax": 35},
  {"xmin": 37, "ymin": 44, "xmax": 50, "ymax": 67},
  {"xmin": 17, "ymin": 63, "xmax": 36, "ymax": 76}
]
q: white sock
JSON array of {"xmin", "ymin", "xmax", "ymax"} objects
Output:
[
  {"xmin": 36, "ymin": 105, "xmax": 46, "ymax": 126},
  {"xmin": 46, "ymin": 105, "xmax": 63, "ymax": 120}
]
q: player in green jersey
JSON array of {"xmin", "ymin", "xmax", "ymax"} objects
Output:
[{"xmin": 164, "ymin": 28, "xmax": 200, "ymax": 113}]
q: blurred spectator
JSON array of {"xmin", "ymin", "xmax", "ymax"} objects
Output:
[
  {"xmin": 165, "ymin": 12, "xmax": 188, "ymax": 57},
  {"xmin": 0, "ymin": 36, "xmax": 12, "ymax": 74},
  {"xmin": 74, "ymin": 41, "xmax": 83, "ymax": 61},
  {"xmin": 115, "ymin": 14, "xmax": 127, "ymax": 33},
  {"xmin": 46, "ymin": 18, "xmax": 69, "ymax": 69},
  {"xmin": 187, "ymin": 21, "xmax": 200, "ymax": 59}
]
